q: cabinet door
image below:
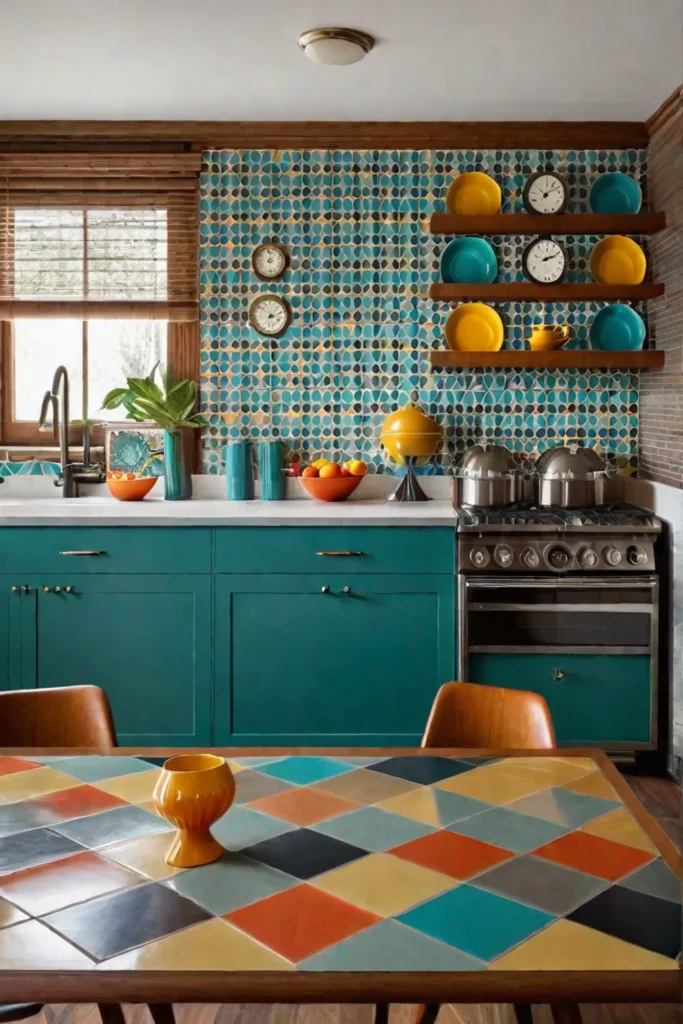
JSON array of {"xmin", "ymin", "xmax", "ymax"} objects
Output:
[
  {"xmin": 35, "ymin": 575, "xmax": 212, "ymax": 746},
  {"xmin": 0, "ymin": 579, "xmax": 36, "ymax": 691},
  {"xmin": 468, "ymin": 653, "xmax": 653, "ymax": 747},
  {"xmin": 215, "ymin": 574, "xmax": 455, "ymax": 745}
]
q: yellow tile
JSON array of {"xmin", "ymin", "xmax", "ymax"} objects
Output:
[
  {"xmin": 375, "ymin": 788, "xmax": 444, "ymax": 826},
  {"xmin": 0, "ymin": 898, "xmax": 27, "ymax": 929},
  {"xmin": 500, "ymin": 758, "xmax": 594, "ymax": 786},
  {"xmin": 100, "ymin": 831, "xmax": 186, "ymax": 881},
  {"xmin": 312, "ymin": 852, "xmax": 457, "ymax": 917},
  {"xmin": 226, "ymin": 760, "xmax": 247, "ymax": 774},
  {"xmin": 434, "ymin": 764, "xmax": 550, "ymax": 805},
  {"xmin": 581, "ymin": 807, "xmax": 660, "ymax": 853},
  {"xmin": 561, "ymin": 771, "xmax": 622, "ymax": 802},
  {"xmin": 492, "ymin": 918, "xmax": 679, "ymax": 972},
  {"xmin": 139, "ymin": 799, "xmax": 165, "ymax": 817},
  {"xmin": 97, "ymin": 916, "xmax": 293, "ymax": 971},
  {"xmin": 0, "ymin": 766, "xmax": 80, "ymax": 804},
  {"xmin": 0, "ymin": 920, "xmax": 93, "ymax": 969},
  {"xmin": 94, "ymin": 769, "xmax": 162, "ymax": 804}
]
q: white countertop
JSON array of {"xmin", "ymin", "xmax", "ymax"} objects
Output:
[{"xmin": 0, "ymin": 497, "xmax": 457, "ymax": 527}]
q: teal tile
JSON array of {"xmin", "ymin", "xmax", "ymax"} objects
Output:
[
  {"xmin": 398, "ymin": 884, "xmax": 555, "ymax": 963},
  {"xmin": 429, "ymin": 790, "xmax": 496, "ymax": 826},
  {"xmin": 53, "ymin": 756, "xmax": 155, "ymax": 783},
  {"xmin": 312, "ymin": 807, "xmax": 436, "ymax": 851},
  {"xmin": 52, "ymin": 805, "xmax": 171, "ymax": 849},
  {"xmin": 448, "ymin": 806, "xmax": 568, "ymax": 853},
  {"xmin": 229, "ymin": 757, "xmax": 288, "ymax": 768},
  {"xmin": 508, "ymin": 787, "xmax": 621, "ymax": 828},
  {"xmin": 211, "ymin": 805, "xmax": 297, "ymax": 851},
  {"xmin": 164, "ymin": 851, "xmax": 297, "ymax": 914},
  {"xmin": 301, "ymin": 919, "xmax": 486, "ymax": 972},
  {"xmin": 257, "ymin": 756, "xmax": 354, "ymax": 785}
]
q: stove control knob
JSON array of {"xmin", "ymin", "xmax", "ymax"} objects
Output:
[
  {"xmin": 521, "ymin": 546, "xmax": 540, "ymax": 569},
  {"xmin": 547, "ymin": 544, "xmax": 572, "ymax": 570},
  {"xmin": 627, "ymin": 544, "xmax": 648, "ymax": 566},
  {"xmin": 494, "ymin": 544, "xmax": 514, "ymax": 568},
  {"xmin": 578, "ymin": 547, "xmax": 599, "ymax": 569},
  {"xmin": 469, "ymin": 546, "xmax": 490, "ymax": 569},
  {"xmin": 603, "ymin": 546, "xmax": 623, "ymax": 567}
]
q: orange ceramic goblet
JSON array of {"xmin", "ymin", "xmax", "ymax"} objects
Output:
[{"xmin": 153, "ymin": 754, "xmax": 236, "ymax": 868}]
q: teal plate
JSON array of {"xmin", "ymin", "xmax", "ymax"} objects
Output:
[
  {"xmin": 590, "ymin": 173, "xmax": 642, "ymax": 215},
  {"xmin": 441, "ymin": 237, "xmax": 497, "ymax": 284},
  {"xmin": 589, "ymin": 304, "xmax": 645, "ymax": 351}
]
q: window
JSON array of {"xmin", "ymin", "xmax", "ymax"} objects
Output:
[{"xmin": 0, "ymin": 153, "xmax": 200, "ymax": 446}]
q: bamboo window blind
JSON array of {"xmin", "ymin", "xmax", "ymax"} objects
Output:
[{"xmin": 0, "ymin": 153, "xmax": 200, "ymax": 321}]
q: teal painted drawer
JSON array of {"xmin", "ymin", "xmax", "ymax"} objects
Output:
[
  {"xmin": 469, "ymin": 653, "xmax": 654, "ymax": 746},
  {"xmin": 0, "ymin": 528, "xmax": 212, "ymax": 574},
  {"xmin": 214, "ymin": 526, "xmax": 455, "ymax": 574}
]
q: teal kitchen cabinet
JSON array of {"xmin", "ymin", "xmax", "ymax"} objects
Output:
[
  {"xmin": 469, "ymin": 653, "xmax": 653, "ymax": 747},
  {"xmin": 14, "ymin": 575, "xmax": 212, "ymax": 747},
  {"xmin": 215, "ymin": 573, "xmax": 455, "ymax": 745},
  {"xmin": 0, "ymin": 581, "xmax": 36, "ymax": 691}
]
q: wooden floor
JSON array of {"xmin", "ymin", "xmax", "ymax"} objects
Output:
[{"xmin": 24, "ymin": 773, "xmax": 683, "ymax": 1024}]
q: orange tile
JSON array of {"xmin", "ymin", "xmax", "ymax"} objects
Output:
[
  {"xmin": 0, "ymin": 849, "xmax": 142, "ymax": 916},
  {"xmin": 561, "ymin": 772, "xmax": 621, "ymax": 802},
  {"xmin": 0, "ymin": 757, "xmax": 40, "ymax": 777},
  {"xmin": 36, "ymin": 784, "xmax": 128, "ymax": 818},
  {"xmin": 390, "ymin": 829, "xmax": 513, "ymax": 880},
  {"xmin": 247, "ymin": 786, "xmax": 360, "ymax": 826},
  {"xmin": 226, "ymin": 883, "xmax": 380, "ymax": 962},
  {"xmin": 534, "ymin": 830, "xmax": 655, "ymax": 881}
]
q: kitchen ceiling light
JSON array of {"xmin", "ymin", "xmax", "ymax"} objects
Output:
[{"xmin": 298, "ymin": 27, "xmax": 374, "ymax": 66}]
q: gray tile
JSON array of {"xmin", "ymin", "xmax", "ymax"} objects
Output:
[
  {"xmin": 507, "ymin": 787, "xmax": 620, "ymax": 828},
  {"xmin": 52, "ymin": 805, "xmax": 170, "ymax": 849},
  {"xmin": 233, "ymin": 770, "xmax": 295, "ymax": 805},
  {"xmin": 449, "ymin": 806, "xmax": 568, "ymax": 853},
  {"xmin": 0, "ymin": 827, "xmax": 85, "ymax": 874},
  {"xmin": 311, "ymin": 806, "xmax": 436, "ymax": 852},
  {"xmin": 211, "ymin": 805, "xmax": 297, "ymax": 851},
  {"xmin": 164, "ymin": 851, "xmax": 297, "ymax": 915},
  {"xmin": 472, "ymin": 854, "xmax": 609, "ymax": 915},
  {"xmin": 53, "ymin": 756, "xmax": 155, "ymax": 783},
  {"xmin": 619, "ymin": 858, "xmax": 682, "ymax": 905}
]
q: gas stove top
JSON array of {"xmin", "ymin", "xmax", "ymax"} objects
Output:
[{"xmin": 455, "ymin": 501, "xmax": 660, "ymax": 533}]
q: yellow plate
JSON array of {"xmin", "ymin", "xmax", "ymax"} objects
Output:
[
  {"xmin": 590, "ymin": 236, "xmax": 646, "ymax": 285},
  {"xmin": 446, "ymin": 172, "xmax": 501, "ymax": 215},
  {"xmin": 445, "ymin": 303, "xmax": 504, "ymax": 351}
]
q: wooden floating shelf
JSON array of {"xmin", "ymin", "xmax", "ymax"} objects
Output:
[
  {"xmin": 429, "ymin": 350, "xmax": 665, "ymax": 370},
  {"xmin": 429, "ymin": 213, "xmax": 666, "ymax": 235},
  {"xmin": 430, "ymin": 283, "xmax": 665, "ymax": 301}
]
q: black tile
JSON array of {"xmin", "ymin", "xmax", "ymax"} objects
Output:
[
  {"xmin": 241, "ymin": 828, "xmax": 368, "ymax": 880},
  {"xmin": 567, "ymin": 883, "xmax": 682, "ymax": 960},
  {"xmin": 0, "ymin": 827, "xmax": 85, "ymax": 874},
  {"xmin": 44, "ymin": 881, "xmax": 211, "ymax": 960},
  {"xmin": 138, "ymin": 757, "xmax": 169, "ymax": 767},
  {"xmin": 366, "ymin": 756, "xmax": 476, "ymax": 785}
]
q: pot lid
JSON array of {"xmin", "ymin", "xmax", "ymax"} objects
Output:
[
  {"xmin": 456, "ymin": 443, "xmax": 518, "ymax": 479},
  {"xmin": 535, "ymin": 445, "xmax": 606, "ymax": 480}
]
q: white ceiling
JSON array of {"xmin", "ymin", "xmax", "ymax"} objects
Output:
[{"xmin": 0, "ymin": 0, "xmax": 681, "ymax": 122}]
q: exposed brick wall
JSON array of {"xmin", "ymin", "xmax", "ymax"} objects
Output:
[{"xmin": 639, "ymin": 99, "xmax": 683, "ymax": 485}]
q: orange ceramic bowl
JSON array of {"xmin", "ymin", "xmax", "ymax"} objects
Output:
[
  {"xmin": 107, "ymin": 477, "xmax": 156, "ymax": 501},
  {"xmin": 299, "ymin": 476, "xmax": 362, "ymax": 502}
]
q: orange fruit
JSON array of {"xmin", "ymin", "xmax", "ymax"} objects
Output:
[
  {"xmin": 319, "ymin": 462, "xmax": 341, "ymax": 479},
  {"xmin": 347, "ymin": 459, "xmax": 368, "ymax": 477},
  {"xmin": 340, "ymin": 466, "xmax": 351, "ymax": 477},
  {"xmin": 302, "ymin": 466, "xmax": 318, "ymax": 478},
  {"xmin": 312, "ymin": 458, "xmax": 329, "ymax": 470}
]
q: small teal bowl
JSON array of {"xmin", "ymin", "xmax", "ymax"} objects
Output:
[
  {"xmin": 441, "ymin": 236, "xmax": 497, "ymax": 284},
  {"xmin": 589, "ymin": 304, "xmax": 646, "ymax": 351},
  {"xmin": 589, "ymin": 173, "xmax": 642, "ymax": 215}
]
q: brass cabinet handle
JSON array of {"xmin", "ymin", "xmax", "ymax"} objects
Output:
[
  {"xmin": 321, "ymin": 585, "xmax": 330, "ymax": 594},
  {"xmin": 552, "ymin": 667, "xmax": 565, "ymax": 681},
  {"xmin": 21, "ymin": 585, "xmax": 31, "ymax": 594},
  {"xmin": 59, "ymin": 550, "xmax": 106, "ymax": 556},
  {"xmin": 316, "ymin": 551, "xmax": 364, "ymax": 557}
]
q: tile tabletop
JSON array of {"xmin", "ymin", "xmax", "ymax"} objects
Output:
[{"xmin": 0, "ymin": 751, "xmax": 679, "ymax": 1003}]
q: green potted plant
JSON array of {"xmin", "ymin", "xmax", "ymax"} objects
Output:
[{"xmin": 102, "ymin": 363, "xmax": 207, "ymax": 500}]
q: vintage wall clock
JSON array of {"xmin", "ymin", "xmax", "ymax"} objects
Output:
[
  {"xmin": 249, "ymin": 294, "xmax": 291, "ymax": 336},
  {"xmin": 252, "ymin": 244, "xmax": 288, "ymax": 281},
  {"xmin": 523, "ymin": 171, "xmax": 569, "ymax": 215},
  {"xmin": 522, "ymin": 237, "xmax": 568, "ymax": 284}
]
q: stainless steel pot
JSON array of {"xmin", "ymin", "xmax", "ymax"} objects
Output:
[
  {"xmin": 534, "ymin": 445, "xmax": 607, "ymax": 508},
  {"xmin": 455, "ymin": 444, "xmax": 521, "ymax": 507}
]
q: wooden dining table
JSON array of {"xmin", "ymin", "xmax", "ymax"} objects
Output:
[{"xmin": 0, "ymin": 747, "xmax": 679, "ymax": 1017}]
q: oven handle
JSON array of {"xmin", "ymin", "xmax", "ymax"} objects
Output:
[
  {"xmin": 463, "ymin": 575, "xmax": 658, "ymax": 589},
  {"xmin": 468, "ymin": 602, "xmax": 654, "ymax": 614}
]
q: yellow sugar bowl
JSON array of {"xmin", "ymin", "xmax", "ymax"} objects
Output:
[
  {"xmin": 153, "ymin": 754, "xmax": 236, "ymax": 868},
  {"xmin": 380, "ymin": 402, "xmax": 441, "ymax": 466},
  {"xmin": 528, "ymin": 324, "xmax": 571, "ymax": 352}
]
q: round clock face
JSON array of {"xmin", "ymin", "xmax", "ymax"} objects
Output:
[
  {"xmin": 249, "ymin": 294, "xmax": 290, "ymax": 336},
  {"xmin": 252, "ymin": 244, "xmax": 287, "ymax": 281},
  {"xmin": 523, "ymin": 237, "xmax": 567, "ymax": 284},
  {"xmin": 523, "ymin": 172, "xmax": 569, "ymax": 215}
]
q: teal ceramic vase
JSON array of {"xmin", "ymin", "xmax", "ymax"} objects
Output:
[{"xmin": 163, "ymin": 430, "xmax": 192, "ymax": 501}]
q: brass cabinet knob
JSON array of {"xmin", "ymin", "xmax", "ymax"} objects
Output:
[
  {"xmin": 43, "ymin": 586, "xmax": 51, "ymax": 593},
  {"xmin": 64, "ymin": 586, "xmax": 74, "ymax": 593},
  {"xmin": 11, "ymin": 586, "xmax": 18, "ymax": 593},
  {"xmin": 552, "ymin": 667, "xmax": 565, "ymax": 681},
  {"xmin": 54, "ymin": 586, "xmax": 61, "ymax": 593},
  {"xmin": 342, "ymin": 586, "xmax": 351, "ymax": 594},
  {"xmin": 321, "ymin": 585, "xmax": 330, "ymax": 594}
]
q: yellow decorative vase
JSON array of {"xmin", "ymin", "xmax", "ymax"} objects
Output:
[{"xmin": 153, "ymin": 754, "xmax": 236, "ymax": 868}]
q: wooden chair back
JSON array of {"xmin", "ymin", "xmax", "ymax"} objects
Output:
[
  {"xmin": 0, "ymin": 686, "xmax": 117, "ymax": 748},
  {"xmin": 422, "ymin": 681, "xmax": 556, "ymax": 749}
]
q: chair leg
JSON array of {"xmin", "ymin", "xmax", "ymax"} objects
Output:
[
  {"xmin": 513, "ymin": 1006, "xmax": 534, "ymax": 1024},
  {"xmin": 98, "ymin": 1007, "xmax": 126, "ymax": 1024},
  {"xmin": 148, "ymin": 1007, "xmax": 176, "ymax": 1024},
  {"xmin": 374, "ymin": 1006, "xmax": 389, "ymax": 1024},
  {"xmin": 550, "ymin": 1005, "xmax": 582, "ymax": 1024},
  {"xmin": 414, "ymin": 1005, "xmax": 440, "ymax": 1024}
]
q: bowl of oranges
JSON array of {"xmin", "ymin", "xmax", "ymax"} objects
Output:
[{"xmin": 298, "ymin": 458, "xmax": 368, "ymax": 502}]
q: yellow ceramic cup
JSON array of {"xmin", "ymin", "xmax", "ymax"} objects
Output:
[
  {"xmin": 528, "ymin": 325, "xmax": 571, "ymax": 352},
  {"xmin": 153, "ymin": 753, "xmax": 236, "ymax": 868}
]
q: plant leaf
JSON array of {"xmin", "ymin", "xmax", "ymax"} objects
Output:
[
  {"xmin": 101, "ymin": 387, "xmax": 130, "ymax": 410},
  {"xmin": 145, "ymin": 360, "xmax": 161, "ymax": 384}
]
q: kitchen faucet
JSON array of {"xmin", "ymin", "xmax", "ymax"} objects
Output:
[{"xmin": 38, "ymin": 366, "xmax": 105, "ymax": 497}]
